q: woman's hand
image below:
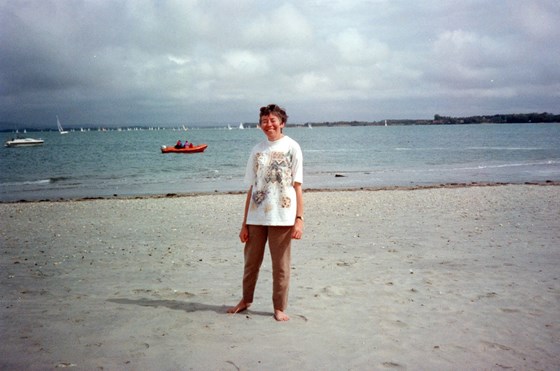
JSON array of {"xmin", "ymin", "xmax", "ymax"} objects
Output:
[
  {"xmin": 292, "ymin": 219, "xmax": 303, "ymax": 240},
  {"xmin": 239, "ymin": 224, "xmax": 249, "ymax": 243}
]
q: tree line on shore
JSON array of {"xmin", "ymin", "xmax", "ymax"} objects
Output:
[{"xmin": 301, "ymin": 112, "xmax": 560, "ymax": 127}]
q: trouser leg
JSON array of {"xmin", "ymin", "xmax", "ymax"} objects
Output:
[
  {"xmin": 268, "ymin": 226, "xmax": 293, "ymax": 311},
  {"xmin": 242, "ymin": 225, "xmax": 267, "ymax": 304}
]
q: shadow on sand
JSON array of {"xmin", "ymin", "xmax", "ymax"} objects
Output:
[{"xmin": 108, "ymin": 298, "xmax": 271, "ymax": 317}]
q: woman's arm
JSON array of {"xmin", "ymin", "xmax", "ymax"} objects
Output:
[
  {"xmin": 292, "ymin": 182, "xmax": 304, "ymax": 239},
  {"xmin": 239, "ymin": 186, "xmax": 252, "ymax": 243}
]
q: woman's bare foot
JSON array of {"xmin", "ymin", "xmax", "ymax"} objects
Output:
[
  {"xmin": 227, "ymin": 299, "xmax": 250, "ymax": 314},
  {"xmin": 274, "ymin": 309, "xmax": 290, "ymax": 321}
]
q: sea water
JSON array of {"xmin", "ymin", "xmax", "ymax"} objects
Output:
[{"xmin": 1, "ymin": 123, "xmax": 559, "ymax": 201}]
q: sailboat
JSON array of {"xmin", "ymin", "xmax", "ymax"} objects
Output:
[
  {"xmin": 57, "ymin": 116, "xmax": 69, "ymax": 134},
  {"xmin": 238, "ymin": 122, "xmax": 244, "ymax": 130}
]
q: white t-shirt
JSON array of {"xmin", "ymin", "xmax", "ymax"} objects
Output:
[{"xmin": 244, "ymin": 135, "xmax": 303, "ymax": 226}]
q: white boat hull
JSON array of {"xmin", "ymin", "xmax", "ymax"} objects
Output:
[{"xmin": 5, "ymin": 138, "xmax": 45, "ymax": 147}]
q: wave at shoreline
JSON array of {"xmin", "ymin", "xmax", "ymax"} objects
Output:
[{"xmin": 2, "ymin": 180, "xmax": 559, "ymax": 204}]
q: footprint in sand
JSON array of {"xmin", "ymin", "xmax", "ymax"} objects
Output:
[
  {"xmin": 381, "ymin": 361, "xmax": 405, "ymax": 369},
  {"xmin": 321, "ymin": 286, "xmax": 347, "ymax": 296}
]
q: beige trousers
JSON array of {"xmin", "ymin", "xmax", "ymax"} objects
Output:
[{"xmin": 242, "ymin": 225, "xmax": 292, "ymax": 311}]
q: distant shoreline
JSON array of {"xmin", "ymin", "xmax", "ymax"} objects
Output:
[
  {"xmin": 1, "ymin": 113, "xmax": 559, "ymax": 132},
  {"xmin": 2, "ymin": 180, "xmax": 559, "ymax": 204}
]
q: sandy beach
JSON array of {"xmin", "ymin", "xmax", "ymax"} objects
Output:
[{"xmin": 1, "ymin": 184, "xmax": 559, "ymax": 370}]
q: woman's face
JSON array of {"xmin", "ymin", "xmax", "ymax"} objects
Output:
[{"xmin": 260, "ymin": 113, "xmax": 285, "ymax": 141}]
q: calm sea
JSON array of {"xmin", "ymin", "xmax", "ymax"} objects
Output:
[{"xmin": 1, "ymin": 123, "xmax": 559, "ymax": 201}]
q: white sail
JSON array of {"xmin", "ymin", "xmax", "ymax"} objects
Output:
[
  {"xmin": 239, "ymin": 122, "xmax": 244, "ymax": 130},
  {"xmin": 57, "ymin": 116, "xmax": 69, "ymax": 134}
]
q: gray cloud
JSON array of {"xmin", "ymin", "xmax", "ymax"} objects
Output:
[{"xmin": 1, "ymin": 0, "xmax": 559, "ymax": 128}]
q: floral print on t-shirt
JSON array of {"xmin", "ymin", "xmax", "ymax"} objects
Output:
[{"xmin": 252, "ymin": 149, "xmax": 294, "ymax": 209}]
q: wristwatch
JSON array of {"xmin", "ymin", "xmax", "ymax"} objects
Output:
[{"xmin": 296, "ymin": 216, "xmax": 304, "ymax": 222}]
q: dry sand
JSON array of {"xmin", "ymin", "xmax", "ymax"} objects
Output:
[{"xmin": 1, "ymin": 184, "xmax": 559, "ymax": 370}]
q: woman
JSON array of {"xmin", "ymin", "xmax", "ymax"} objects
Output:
[{"xmin": 228, "ymin": 104, "xmax": 304, "ymax": 321}]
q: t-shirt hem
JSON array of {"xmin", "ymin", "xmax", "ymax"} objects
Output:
[{"xmin": 245, "ymin": 222, "xmax": 295, "ymax": 226}]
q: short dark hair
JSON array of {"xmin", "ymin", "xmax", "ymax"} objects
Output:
[{"xmin": 260, "ymin": 104, "xmax": 288, "ymax": 124}]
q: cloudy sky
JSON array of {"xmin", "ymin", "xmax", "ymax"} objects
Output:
[{"xmin": 1, "ymin": 0, "xmax": 559, "ymax": 128}]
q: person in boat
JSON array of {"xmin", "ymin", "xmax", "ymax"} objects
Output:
[
  {"xmin": 183, "ymin": 140, "xmax": 189, "ymax": 148},
  {"xmin": 227, "ymin": 104, "xmax": 304, "ymax": 322},
  {"xmin": 175, "ymin": 140, "xmax": 183, "ymax": 149}
]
